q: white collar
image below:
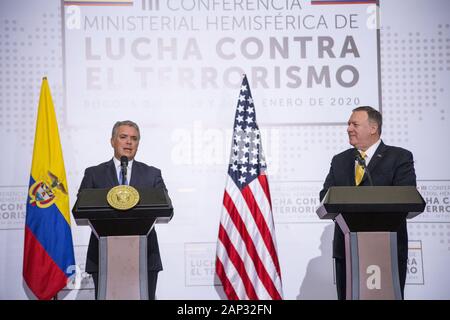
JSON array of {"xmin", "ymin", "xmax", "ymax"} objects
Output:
[
  {"xmin": 113, "ymin": 157, "xmax": 133, "ymax": 168},
  {"xmin": 358, "ymin": 139, "xmax": 381, "ymax": 164}
]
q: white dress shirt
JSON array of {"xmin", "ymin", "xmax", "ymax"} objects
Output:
[
  {"xmin": 113, "ymin": 157, "xmax": 133, "ymax": 185},
  {"xmin": 357, "ymin": 139, "xmax": 381, "ymax": 167}
]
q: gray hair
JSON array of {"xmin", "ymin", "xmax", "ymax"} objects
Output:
[
  {"xmin": 352, "ymin": 106, "xmax": 382, "ymax": 135},
  {"xmin": 111, "ymin": 120, "xmax": 140, "ymax": 140}
]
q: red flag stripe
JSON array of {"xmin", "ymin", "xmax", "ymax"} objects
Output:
[
  {"xmin": 223, "ymin": 191, "xmax": 282, "ymax": 299},
  {"xmin": 223, "ymin": 178, "xmax": 281, "ymax": 294},
  {"xmin": 240, "ymin": 185, "xmax": 282, "ymax": 277},
  {"xmin": 258, "ymin": 174, "xmax": 273, "ymax": 209},
  {"xmin": 218, "ymin": 206, "xmax": 273, "ymax": 300},
  {"xmin": 216, "ymin": 238, "xmax": 250, "ymax": 300},
  {"xmin": 23, "ymin": 226, "xmax": 69, "ymax": 300},
  {"xmin": 215, "ymin": 257, "xmax": 239, "ymax": 300},
  {"xmin": 220, "ymin": 195, "xmax": 269, "ymax": 299},
  {"xmin": 218, "ymin": 224, "xmax": 258, "ymax": 299},
  {"xmin": 246, "ymin": 180, "xmax": 281, "ymax": 275},
  {"xmin": 216, "ymin": 74, "xmax": 283, "ymax": 300},
  {"xmin": 225, "ymin": 179, "xmax": 278, "ymax": 274}
]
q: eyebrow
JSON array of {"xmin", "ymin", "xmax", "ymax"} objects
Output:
[{"xmin": 119, "ymin": 133, "xmax": 138, "ymax": 138}]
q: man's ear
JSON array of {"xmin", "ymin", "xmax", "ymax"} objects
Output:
[
  {"xmin": 369, "ymin": 122, "xmax": 378, "ymax": 135},
  {"xmin": 110, "ymin": 138, "xmax": 114, "ymax": 148}
]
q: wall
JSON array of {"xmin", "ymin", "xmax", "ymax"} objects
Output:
[{"xmin": 0, "ymin": 0, "xmax": 449, "ymax": 299}]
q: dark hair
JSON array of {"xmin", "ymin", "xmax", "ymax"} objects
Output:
[
  {"xmin": 111, "ymin": 120, "xmax": 140, "ymax": 140},
  {"xmin": 352, "ymin": 106, "xmax": 382, "ymax": 135}
]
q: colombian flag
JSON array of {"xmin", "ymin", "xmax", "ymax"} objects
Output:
[{"xmin": 23, "ymin": 78, "xmax": 75, "ymax": 300}]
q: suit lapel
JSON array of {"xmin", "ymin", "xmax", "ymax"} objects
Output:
[
  {"xmin": 361, "ymin": 141, "xmax": 387, "ymax": 185},
  {"xmin": 106, "ymin": 158, "xmax": 119, "ymax": 186},
  {"xmin": 345, "ymin": 150, "xmax": 357, "ymax": 186},
  {"xmin": 129, "ymin": 160, "xmax": 139, "ymax": 186},
  {"xmin": 367, "ymin": 141, "xmax": 386, "ymax": 172}
]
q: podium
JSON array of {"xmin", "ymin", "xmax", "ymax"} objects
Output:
[
  {"xmin": 316, "ymin": 186, "xmax": 425, "ymax": 300},
  {"xmin": 72, "ymin": 187, "xmax": 173, "ymax": 300}
]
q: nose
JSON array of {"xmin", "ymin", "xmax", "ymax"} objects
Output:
[{"xmin": 347, "ymin": 125, "xmax": 352, "ymax": 133}]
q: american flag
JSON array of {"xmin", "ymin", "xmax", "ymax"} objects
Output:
[{"xmin": 215, "ymin": 75, "xmax": 283, "ymax": 300}]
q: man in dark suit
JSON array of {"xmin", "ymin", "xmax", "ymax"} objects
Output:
[
  {"xmin": 319, "ymin": 106, "xmax": 416, "ymax": 300},
  {"xmin": 79, "ymin": 120, "xmax": 167, "ymax": 299}
]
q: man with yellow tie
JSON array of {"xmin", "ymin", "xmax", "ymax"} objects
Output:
[{"xmin": 319, "ymin": 106, "xmax": 417, "ymax": 300}]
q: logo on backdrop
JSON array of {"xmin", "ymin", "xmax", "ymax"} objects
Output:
[
  {"xmin": 271, "ymin": 182, "xmax": 322, "ymax": 223},
  {"xmin": 63, "ymin": 1, "xmax": 380, "ymax": 125},
  {"xmin": 63, "ymin": 245, "xmax": 95, "ymax": 291},
  {"xmin": 407, "ymin": 240, "xmax": 425, "ymax": 285},
  {"xmin": 0, "ymin": 186, "xmax": 26, "ymax": 230},
  {"xmin": 416, "ymin": 181, "xmax": 450, "ymax": 221},
  {"xmin": 184, "ymin": 242, "xmax": 220, "ymax": 287}
]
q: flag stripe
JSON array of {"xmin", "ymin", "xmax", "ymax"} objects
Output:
[
  {"xmin": 216, "ymin": 238, "xmax": 250, "ymax": 300},
  {"xmin": 258, "ymin": 175, "xmax": 272, "ymax": 209},
  {"xmin": 23, "ymin": 78, "xmax": 75, "ymax": 300},
  {"xmin": 220, "ymin": 181, "xmax": 274, "ymax": 299},
  {"xmin": 26, "ymin": 181, "xmax": 75, "ymax": 276},
  {"xmin": 216, "ymin": 74, "xmax": 282, "ymax": 300},
  {"xmin": 219, "ymin": 201, "xmax": 272, "ymax": 299},
  {"xmin": 218, "ymin": 224, "xmax": 258, "ymax": 299},
  {"xmin": 246, "ymin": 180, "xmax": 281, "ymax": 274},
  {"xmin": 23, "ymin": 227, "xmax": 69, "ymax": 300},
  {"xmin": 223, "ymin": 191, "xmax": 281, "ymax": 299},
  {"xmin": 224, "ymin": 178, "xmax": 281, "ymax": 283},
  {"xmin": 218, "ymin": 217, "xmax": 272, "ymax": 300},
  {"xmin": 221, "ymin": 194, "xmax": 266, "ymax": 299},
  {"xmin": 215, "ymin": 257, "xmax": 239, "ymax": 300}
]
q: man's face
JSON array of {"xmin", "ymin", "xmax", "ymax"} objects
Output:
[
  {"xmin": 111, "ymin": 125, "xmax": 139, "ymax": 160},
  {"xmin": 347, "ymin": 111, "xmax": 378, "ymax": 150}
]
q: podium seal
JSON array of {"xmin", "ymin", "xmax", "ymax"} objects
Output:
[{"xmin": 107, "ymin": 185, "xmax": 140, "ymax": 210}]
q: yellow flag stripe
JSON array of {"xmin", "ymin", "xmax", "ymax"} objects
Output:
[{"xmin": 30, "ymin": 78, "xmax": 71, "ymax": 225}]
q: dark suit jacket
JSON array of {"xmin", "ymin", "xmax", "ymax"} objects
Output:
[
  {"xmin": 79, "ymin": 159, "xmax": 167, "ymax": 274},
  {"xmin": 319, "ymin": 141, "xmax": 416, "ymax": 261}
]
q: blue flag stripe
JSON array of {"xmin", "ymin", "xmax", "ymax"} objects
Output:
[{"xmin": 26, "ymin": 176, "xmax": 75, "ymax": 277}]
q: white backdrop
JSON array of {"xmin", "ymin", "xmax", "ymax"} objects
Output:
[{"xmin": 0, "ymin": 0, "xmax": 449, "ymax": 300}]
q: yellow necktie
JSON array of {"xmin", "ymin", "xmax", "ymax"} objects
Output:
[{"xmin": 355, "ymin": 151, "xmax": 367, "ymax": 186}]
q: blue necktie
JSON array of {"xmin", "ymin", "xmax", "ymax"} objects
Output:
[{"xmin": 120, "ymin": 167, "xmax": 128, "ymax": 185}]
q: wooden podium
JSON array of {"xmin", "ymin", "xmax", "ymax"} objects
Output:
[
  {"xmin": 316, "ymin": 186, "xmax": 425, "ymax": 300},
  {"xmin": 72, "ymin": 187, "xmax": 173, "ymax": 300}
]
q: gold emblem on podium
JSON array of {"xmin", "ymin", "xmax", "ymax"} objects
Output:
[{"xmin": 107, "ymin": 185, "xmax": 140, "ymax": 210}]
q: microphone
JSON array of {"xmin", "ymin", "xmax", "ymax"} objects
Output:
[
  {"xmin": 354, "ymin": 148, "xmax": 373, "ymax": 186},
  {"xmin": 120, "ymin": 156, "xmax": 128, "ymax": 185}
]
